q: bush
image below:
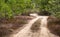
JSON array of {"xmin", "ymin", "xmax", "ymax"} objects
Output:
[{"xmin": 0, "ymin": 2, "xmax": 13, "ymax": 19}]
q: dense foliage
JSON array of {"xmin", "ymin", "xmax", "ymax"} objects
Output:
[
  {"xmin": 33, "ymin": 0, "xmax": 60, "ymax": 18},
  {"xmin": 0, "ymin": 0, "xmax": 33, "ymax": 19},
  {"xmin": 0, "ymin": 0, "xmax": 60, "ymax": 19}
]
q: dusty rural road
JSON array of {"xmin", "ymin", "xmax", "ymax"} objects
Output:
[{"xmin": 10, "ymin": 16, "xmax": 59, "ymax": 37}]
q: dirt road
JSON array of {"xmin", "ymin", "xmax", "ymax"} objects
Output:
[
  {"xmin": 11, "ymin": 16, "xmax": 40, "ymax": 37},
  {"xmin": 39, "ymin": 16, "xmax": 59, "ymax": 37},
  {"xmin": 11, "ymin": 16, "xmax": 59, "ymax": 37}
]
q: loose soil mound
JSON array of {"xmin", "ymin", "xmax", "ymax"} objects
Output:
[{"xmin": 47, "ymin": 16, "xmax": 60, "ymax": 36}]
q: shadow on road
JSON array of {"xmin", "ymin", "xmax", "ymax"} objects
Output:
[{"xmin": 30, "ymin": 18, "xmax": 41, "ymax": 32}]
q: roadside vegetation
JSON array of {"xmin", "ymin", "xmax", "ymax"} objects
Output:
[{"xmin": 0, "ymin": 0, "xmax": 60, "ymax": 19}]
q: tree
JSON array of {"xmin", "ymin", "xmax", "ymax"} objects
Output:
[
  {"xmin": 0, "ymin": 0, "xmax": 60, "ymax": 19},
  {"xmin": 0, "ymin": 0, "xmax": 13, "ymax": 19},
  {"xmin": 33, "ymin": 0, "xmax": 60, "ymax": 18}
]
